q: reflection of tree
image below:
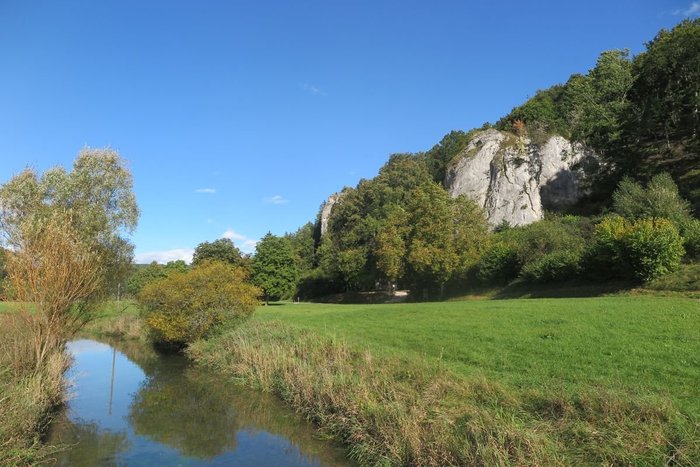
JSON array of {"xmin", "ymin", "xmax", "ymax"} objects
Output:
[
  {"xmin": 48, "ymin": 416, "xmax": 129, "ymax": 466},
  {"xmin": 101, "ymin": 336, "xmax": 349, "ymax": 465},
  {"xmin": 128, "ymin": 367, "xmax": 242, "ymax": 459}
]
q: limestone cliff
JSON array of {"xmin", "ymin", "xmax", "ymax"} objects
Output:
[
  {"xmin": 445, "ymin": 129, "xmax": 597, "ymax": 227},
  {"xmin": 319, "ymin": 192, "xmax": 341, "ymax": 236}
]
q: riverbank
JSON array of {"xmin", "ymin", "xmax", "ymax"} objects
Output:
[
  {"xmin": 190, "ymin": 297, "xmax": 700, "ymax": 465},
  {"xmin": 0, "ymin": 310, "xmax": 67, "ymax": 465},
  {"xmin": 0, "ymin": 300, "xmax": 143, "ymax": 465}
]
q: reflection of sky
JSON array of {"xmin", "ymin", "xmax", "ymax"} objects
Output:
[
  {"xmin": 66, "ymin": 339, "xmax": 144, "ymax": 433},
  {"xmin": 57, "ymin": 339, "xmax": 348, "ymax": 466}
]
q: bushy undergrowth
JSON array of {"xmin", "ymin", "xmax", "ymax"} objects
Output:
[
  {"xmin": 189, "ymin": 320, "xmax": 699, "ymax": 466},
  {"xmin": 0, "ymin": 313, "xmax": 67, "ymax": 465},
  {"xmin": 590, "ymin": 216, "xmax": 685, "ymax": 282},
  {"xmin": 138, "ymin": 261, "xmax": 260, "ymax": 346}
]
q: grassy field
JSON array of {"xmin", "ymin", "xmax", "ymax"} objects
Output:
[
  {"xmin": 189, "ymin": 295, "xmax": 700, "ymax": 464},
  {"xmin": 255, "ymin": 297, "xmax": 700, "ymax": 415}
]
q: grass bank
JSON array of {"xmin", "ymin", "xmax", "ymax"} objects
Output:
[
  {"xmin": 190, "ymin": 297, "xmax": 700, "ymax": 465},
  {"xmin": 0, "ymin": 311, "xmax": 67, "ymax": 465},
  {"xmin": 82, "ymin": 300, "xmax": 144, "ymax": 340}
]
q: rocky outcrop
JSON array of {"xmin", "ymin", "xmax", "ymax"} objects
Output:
[
  {"xmin": 319, "ymin": 193, "xmax": 341, "ymax": 236},
  {"xmin": 445, "ymin": 129, "xmax": 597, "ymax": 227}
]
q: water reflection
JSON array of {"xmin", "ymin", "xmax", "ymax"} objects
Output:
[{"xmin": 47, "ymin": 338, "xmax": 350, "ymax": 466}]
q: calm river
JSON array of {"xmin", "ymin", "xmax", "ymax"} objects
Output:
[{"xmin": 47, "ymin": 338, "xmax": 351, "ymax": 466}]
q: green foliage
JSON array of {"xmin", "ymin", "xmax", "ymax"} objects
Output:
[
  {"xmin": 285, "ymin": 222, "xmax": 316, "ymax": 274},
  {"xmin": 138, "ymin": 261, "xmax": 260, "ymax": 345},
  {"xmin": 0, "ymin": 148, "xmax": 139, "ymax": 296},
  {"xmin": 320, "ymin": 155, "xmax": 434, "ymax": 289},
  {"xmin": 591, "ymin": 216, "xmax": 684, "ymax": 282},
  {"xmin": 127, "ymin": 260, "xmax": 188, "ymax": 296},
  {"xmin": 423, "ymin": 129, "xmax": 481, "ymax": 183},
  {"xmin": 194, "ymin": 298, "xmax": 700, "ymax": 465},
  {"xmin": 252, "ymin": 233, "xmax": 299, "ymax": 302},
  {"xmin": 0, "ymin": 247, "xmax": 6, "ymax": 294},
  {"xmin": 296, "ymin": 268, "xmax": 344, "ymax": 300},
  {"xmin": 622, "ymin": 218, "xmax": 685, "ymax": 281},
  {"xmin": 373, "ymin": 184, "xmax": 490, "ymax": 297},
  {"xmin": 477, "ymin": 244, "xmax": 521, "ymax": 284},
  {"xmin": 192, "ymin": 238, "xmax": 243, "ymax": 267},
  {"xmin": 521, "ymin": 250, "xmax": 582, "ymax": 283},
  {"xmin": 682, "ymin": 219, "xmax": 700, "ymax": 259},
  {"xmin": 497, "ymin": 85, "xmax": 571, "ymax": 138},
  {"xmin": 623, "ymin": 19, "xmax": 700, "ymax": 208},
  {"xmin": 613, "ymin": 173, "xmax": 693, "ymax": 227}
]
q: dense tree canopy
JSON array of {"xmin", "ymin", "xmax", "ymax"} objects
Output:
[
  {"xmin": 192, "ymin": 238, "xmax": 243, "ymax": 267},
  {"xmin": 252, "ymin": 233, "xmax": 298, "ymax": 303}
]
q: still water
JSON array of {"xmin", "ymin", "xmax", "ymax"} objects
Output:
[{"xmin": 47, "ymin": 338, "xmax": 351, "ymax": 466}]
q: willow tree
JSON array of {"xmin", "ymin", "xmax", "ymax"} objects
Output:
[
  {"xmin": 0, "ymin": 148, "xmax": 139, "ymax": 360},
  {"xmin": 0, "ymin": 148, "xmax": 139, "ymax": 299}
]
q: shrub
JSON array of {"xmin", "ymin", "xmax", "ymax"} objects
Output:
[
  {"xmin": 681, "ymin": 218, "xmax": 700, "ymax": 259},
  {"xmin": 296, "ymin": 269, "xmax": 344, "ymax": 299},
  {"xmin": 477, "ymin": 244, "xmax": 521, "ymax": 284},
  {"xmin": 613, "ymin": 173, "xmax": 693, "ymax": 227},
  {"xmin": 521, "ymin": 250, "xmax": 582, "ymax": 283},
  {"xmin": 589, "ymin": 216, "xmax": 684, "ymax": 282},
  {"xmin": 138, "ymin": 261, "xmax": 260, "ymax": 346},
  {"xmin": 623, "ymin": 218, "xmax": 685, "ymax": 281}
]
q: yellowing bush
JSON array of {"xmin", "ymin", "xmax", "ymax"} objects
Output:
[
  {"xmin": 591, "ymin": 216, "xmax": 684, "ymax": 282},
  {"xmin": 138, "ymin": 261, "xmax": 260, "ymax": 345}
]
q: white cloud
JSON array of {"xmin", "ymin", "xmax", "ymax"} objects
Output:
[
  {"xmin": 675, "ymin": 1, "xmax": 700, "ymax": 16},
  {"xmin": 194, "ymin": 188, "xmax": 216, "ymax": 194},
  {"xmin": 221, "ymin": 229, "xmax": 258, "ymax": 254},
  {"xmin": 135, "ymin": 248, "xmax": 194, "ymax": 264},
  {"xmin": 299, "ymin": 83, "xmax": 326, "ymax": 96},
  {"xmin": 263, "ymin": 195, "xmax": 289, "ymax": 205}
]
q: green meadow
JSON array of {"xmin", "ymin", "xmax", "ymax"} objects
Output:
[{"xmin": 254, "ymin": 296, "xmax": 700, "ymax": 416}]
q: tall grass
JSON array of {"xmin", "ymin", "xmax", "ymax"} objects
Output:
[
  {"xmin": 189, "ymin": 320, "xmax": 699, "ymax": 466},
  {"xmin": 0, "ymin": 313, "xmax": 68, "ymax": 465}
]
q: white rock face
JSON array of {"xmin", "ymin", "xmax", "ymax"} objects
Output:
[
  {"xmin": 445, "ymin": 129, "xmax": 596, "ymax": 227},
  {"xmin": 319, "ymin": 192, "xmax": 341, "ymax": 235}
]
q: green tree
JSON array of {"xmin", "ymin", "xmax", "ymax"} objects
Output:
[
  {"xmin": 127, "ymin": 260, "xmax": 189, "ymax": 296},
  {"xmin": 192, "ymin": 238, "xmax": 243, "ymax": 267},
  {"xmin": 285, "ymin": 222, "xmax": 316, "ymax": 274},
  {"xmin": 622, "ymin": 19, "xmax": 700, "ymax": 210},
  {"xmin": 321, "ymin": 155, "xmax": 434, "ymax": 290},
  {"xmin": 612, "ymin": 173, "xmax": 693, "ymax": 228},
  {"xmin": 404, "ymin": 183, "xmax": 456, "ymax": 297},
  {"xmin": 252, "ymin": 233, "xmax": 299, "ymax": 304},
  {"xmin": 0, "ymin": 148, "xmax": 139, "ymax": 296},
  {"xmin": 565, "ymin": 49, "xmax": 633, "ymax": 153}
]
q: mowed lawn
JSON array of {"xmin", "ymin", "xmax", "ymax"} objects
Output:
[{"xmin": 256, "ymin": 296, "xmax": 700, "ymax": 416}]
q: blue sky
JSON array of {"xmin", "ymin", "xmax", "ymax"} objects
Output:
[{"xmin": 1, "ymin": 1, "xmax": 698, "ymax": 263}]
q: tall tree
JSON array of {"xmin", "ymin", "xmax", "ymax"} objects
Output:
[
  {"xmin": 0, "ymin": 148, "xmax": 139, "ymax": 297},
  {"xmin": 192, "ymin": 238, "xmax": 243, "ymax": 267},
  {"xmin": 622, "ymin": 19, "xmax": 700, "ymax": 212},
  {"xmin": 252, "ymin": 233, "xmax": 298, "ymax": 304},
  {"xmin": 285, "ymin": 222, "xmax": 316, "ymax": 274}
]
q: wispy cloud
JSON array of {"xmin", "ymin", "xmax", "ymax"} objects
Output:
[
  {"xmin": 194, "ymin": 188, "xmax": 216, "ymax": 194},
  {"xmin": 299, "ymin": 83, "xmax": 326, "ymax": 96},
  {"xmin": 263, "ymin": 195, "xmax": 289, "ymax": 205},
  {"xmin": 222, "ymin": 229, "xmax": 258, "ymax": 254},
  {"xmin": 674, "ymin": 1, "xmax": 700, "ymax": 16},
  {"xmin": 135, "ymin": 248, "xmax": 194, "ymax": 264}
]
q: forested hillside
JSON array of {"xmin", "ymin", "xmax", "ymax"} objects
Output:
[{"xmin": 283, "ymin": 19, "xmax": 700, "ymax": 300}]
